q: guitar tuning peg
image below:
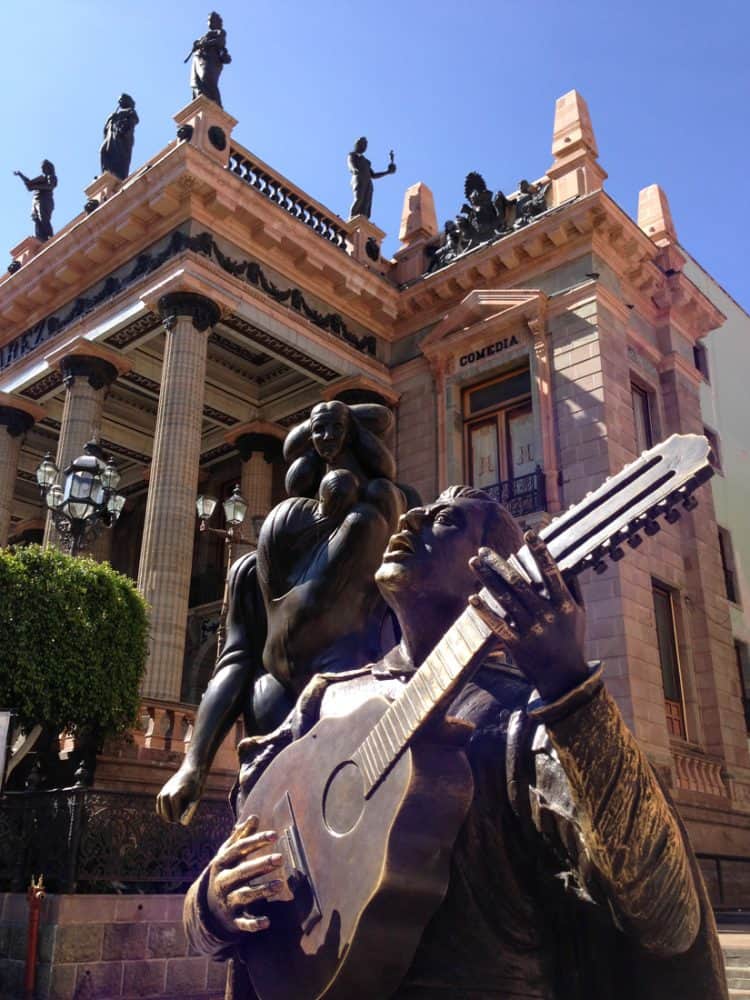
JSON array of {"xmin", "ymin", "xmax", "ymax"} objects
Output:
[
  {"xmin": 644, "ymin": 519, "xmax": 660, "ymax": 536},
  {"xmin": 609, "ymin": 545, "xmax": 625, "ymax": 561},
  {"xmin": 627, "ymin": 533, "xmax": 643, "ymax": 549},
  {"xmin": 593, "ymin": 559, "xmax": 608, "ymax": 574},
  {"xmin": 683, "ymin": 495, "xmax": 699, "ymax": 512},
  {"xmin": 665, "ymin": 507, "xmax": 681, "ymax": 524}
]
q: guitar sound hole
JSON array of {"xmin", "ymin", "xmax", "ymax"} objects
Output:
[{"xmin": 323, "ymin": 761, "xmax": 365, "ymax": 836}]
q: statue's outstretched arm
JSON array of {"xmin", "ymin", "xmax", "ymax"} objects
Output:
[{"xmin": 156, "ymin": 552, "xmax": 267, "ymax": 824}]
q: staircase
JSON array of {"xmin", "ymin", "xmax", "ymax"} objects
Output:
[{"xmin": 721, "ymin": 933, "xmax": 750, "ymax": 998}]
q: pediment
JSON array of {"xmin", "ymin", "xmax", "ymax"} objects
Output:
[{"xmin": 421, "ymin": 288, "xmax": 547, "ymax": 357}]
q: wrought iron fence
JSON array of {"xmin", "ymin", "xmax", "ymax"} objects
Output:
[
  {"xmin": 480, "ymin": 467, "xmax": 546, "ymax": 519},
  {"xmin": 0, "ymin": 788, "xmax": 232, "ymax": 894},
  {"xmin": 228, "ymin": 149, "xmax": 349, "ymax": 252}
]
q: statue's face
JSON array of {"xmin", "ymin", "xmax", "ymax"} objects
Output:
[
  {"xmin": 209, "ymin": 13, "xmax": 222, "ymax": 29},
  {"xmin": 311, "ymin": 406, "xmax": 349, "ymax": 463},
  {"xmin": 376, "ymin": 498, "xmax": 488, "ymax": 600},
  {"xmin": 355, "ymin": 138, "xmax": 368, "ymax": 154}
]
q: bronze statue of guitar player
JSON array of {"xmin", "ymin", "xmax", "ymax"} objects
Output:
[{"xmin": 185, "ymin": 435, "xmax": 728, "ymax": 999}]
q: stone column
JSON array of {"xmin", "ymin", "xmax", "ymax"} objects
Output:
[
  {"xmin": 235, "ymin": 432, "xmax": 282, "ymax": 540},
  {"xmin": 137, "ymin": 292, "xmax": 220, "ymax": 702},
  {"xmin": 44, "ymin": 356, "xmax": 118, "ymax": 549},
  {"xmin": 0, "ymin": 397, "xmax": 43, "ymax": 547}
]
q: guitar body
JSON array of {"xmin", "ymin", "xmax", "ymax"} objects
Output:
[{"xmin": 237, "ymin": 695, "xmax": 474, "ymax": 1000}]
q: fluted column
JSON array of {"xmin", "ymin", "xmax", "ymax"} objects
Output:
[
  {"xmin": 44, "ymin": 356, "xmax": 118, "ymax": 549},
  {"xmin": 138, "ymin": 292, "xmax": 220, "ymax": 702},
  {"xmin": 236, "ymin": 432, "xmax": 282, "ymax": 540},
  {"xmin": 0, "ymin": 397, "xmax": 43, "ymax": 546}
]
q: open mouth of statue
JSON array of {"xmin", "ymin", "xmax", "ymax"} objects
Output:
[{"xmin": 386, "ymin": 532, "xmax": 415, "ymax": 556}]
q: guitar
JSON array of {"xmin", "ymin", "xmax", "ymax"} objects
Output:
[{"xmin": 237, "ymin": 433, "xmax": 714, "ymax": 1000}]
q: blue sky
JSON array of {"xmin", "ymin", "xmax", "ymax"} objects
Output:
[{"xmin": 3, "ymin": 1, "xmax": 748, "ymax": 307}]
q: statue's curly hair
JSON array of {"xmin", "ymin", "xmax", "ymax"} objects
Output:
[{"xmin": 464, "ymin": 171, "xmax": 488, "ymax": 199}]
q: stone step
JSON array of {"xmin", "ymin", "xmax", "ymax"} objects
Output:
[
  {"xmin": 728, "ymin": 970, "xmax": 750, "ymax": 989},
  {"xmin": 729, "ymin": 991, "xmax": 750, "ymax": 999}
]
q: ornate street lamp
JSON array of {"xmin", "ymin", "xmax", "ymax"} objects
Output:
[
  {"xmin": 195, "ymin": 484, "xmax": 252, "ymax": 655},
  {"xmin": 36, "ymin": 441, "xmax": 126, "ymax": 555}
]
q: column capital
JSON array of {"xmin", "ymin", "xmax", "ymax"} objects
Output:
[
  {"xmin": 45, "ymin": 336, "xmax": 130, "ymax": 390},
  {"xmin": 59, "ymin": 354, "xmax": 119, "ymax": 391},
  {"xmin": 0, "ymin": 392, "xmax": 44, "ymax": 437},
  {"xmin": 158, "ymin": 291, "xmax": 221, "ymax": 334},
  {"xmin": 234, "ymin": 431, "xmax": 283, "ymax": 463},
  {"xmin": 321, "ymin": 375, "xmax": 399, "ymax": 408}
]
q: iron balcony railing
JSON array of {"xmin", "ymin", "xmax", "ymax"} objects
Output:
[{"xmin": 479, "ymin": 466, "xmax": 546, "ymax": 518}]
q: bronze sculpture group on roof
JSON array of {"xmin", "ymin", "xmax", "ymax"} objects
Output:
[{"xmin": 428, "ymin": 171, "xmax": 551, "ymax": 272}]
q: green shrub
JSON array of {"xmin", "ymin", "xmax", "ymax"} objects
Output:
[{"xmin": 0, "ymin": 545, "xmax": 148, "ymax": 737}]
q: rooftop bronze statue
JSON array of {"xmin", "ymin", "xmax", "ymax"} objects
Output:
[
  {"xmin": 14, "ymin": 161, "xmax": 57, "ymax": 243},
  {"xmin": 100, "ymin": 94, "xmax": 139, "ymax": 181},
  {"xmin": 513, "ymin": 178, "xmax": 550, "ymax": 229},
  {"xmin": 460, "ymin": 171, "xmax": 508, "ymax": 244},
  {"xmin": 156, "ymin": 400, "xmax": 418, "ymax": 826},
  {"xmin": 187, "ymin": 11, "xmax": 232, "ymax": 107},
  {"xmin": 347, "ymin": 138, "xmax": 396, "ymax": 220},
  {"xmin": 184, "ymin": 435, "xmax": 727, "ymax": 1000}
]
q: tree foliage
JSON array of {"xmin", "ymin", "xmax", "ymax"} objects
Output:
[{"xmin": 0, "ymin": 545, "xmax": 148, "ymax": 736}]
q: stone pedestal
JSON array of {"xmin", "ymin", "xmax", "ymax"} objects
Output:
[
  {"xmin": 0, "ymin": 394, "xmax": 44, "ymax": 546},
  {"xmin": 84, "ymin": 171, "xmax": 121, "ymax": 209},
  {"xmin": 346, "ymin": 215, "xmax": 386, "ymax": 265},
  {"xmin": 173, "ymin": 96, "xmax": 238, "ymax": 169},
  {"xmin": 138, "ymin": 293, "xmax": 220, "ymax": 702},
  {"xmin": 9, "ymin": 235, "xmax": 43, "ymax": 269}
]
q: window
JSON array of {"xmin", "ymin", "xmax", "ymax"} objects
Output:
[
  {"xmin": 718, "ymin": 527, "xmax": 740, "ymax": 605},
  {"xmin": 652, "ymin": 583, "xmax": 686, "ymax": 739},
  {"xmin": 735, "ymin": 641, "xmax": 750, "ymax": 733},
  {"xmin": 463, "ymin": 367, "xmax": 544, "ymax": 516},
  {"xmin": 693, "ymin": 342, "xmax": 710, "ymax": 382},
  {"xmin": 703, "ymin": 426, "xmax": 722, "ymax": 473},
  {"xmin": 631, "ymin": 383, "xmax": 654, "ymax": 453}
]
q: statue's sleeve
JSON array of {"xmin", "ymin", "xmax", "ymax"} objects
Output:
[{"xmin": 517, "ymin": 670, "xmax": 701, "ymax": 959}]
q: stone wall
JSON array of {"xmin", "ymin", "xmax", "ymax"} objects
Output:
[{"xmin": 0, "ymin": 893, "xmax": 226, "ymax": 999}]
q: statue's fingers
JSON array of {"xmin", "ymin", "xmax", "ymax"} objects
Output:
[
  {"xmin": 469, "ymin": 555, "xmax": 531, "ymax": 630},
  {"xmin": 234, "ymin": 915, "xmax": 270, "ymax": 934},
  {"xmin": 227, "ymin": 880, "xmax": 284, "ymax": 910},
  {"xmin": 468, "ymin": 594, "xmax": 520, "ymax": 648},
  {"xmin": 524, "ymin": 532, "xmax": 571, "ymax": 607},
  {"xmin": 215, "ymin": 852, "xmax": 284, "ymax": 895},
  {"xmin": 479, "ymin": 547, "xmax": 544, "ymax": 616},
  {"xmin": 227, "ymin": 814, "xmax": 260, "ymax": 845},
  {"xmin": 220, "ymin": 830, "xmax": 278, "ymax": 868}
]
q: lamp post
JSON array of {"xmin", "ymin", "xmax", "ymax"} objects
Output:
[
  {"xmin": 36, "ymin": 441, "xmax": 126, "ymax": 555},
  {"xmin": 195, "ymin": 484, "xmax": 253, "ymax": 654}
]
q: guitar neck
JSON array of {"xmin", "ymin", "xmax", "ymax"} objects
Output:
[
  {"xmin": 352, "ymin": 433, "xmax": 712, "ymax": 798},
  {"xmin": 353, "ymin": 603, "xmax": 494, "ymax": 796}
]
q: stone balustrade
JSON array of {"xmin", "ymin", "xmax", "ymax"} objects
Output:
[
  {"xmin": 673, "ymin": 747, "xmax": 727, "ymax": 798},
  {"xmin": 133, "ymin": 699, "xmax": 243, "ymax": 773},
  {"xmin": 228, "ymin": 143, "xmax": 349, "ymax": 251}
]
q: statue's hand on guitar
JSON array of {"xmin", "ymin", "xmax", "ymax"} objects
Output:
[
  {"xmin": 469, "ymin": 529, "xmax": 588, "ymax": 702},
  {"xmin": 206, "ymin": 814, "xmax": 285, "ymax": 937}
]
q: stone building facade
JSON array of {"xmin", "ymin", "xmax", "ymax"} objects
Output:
[{"xmin": 1, "ymin": 88, "xmax": 748, "ymax": 898}]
